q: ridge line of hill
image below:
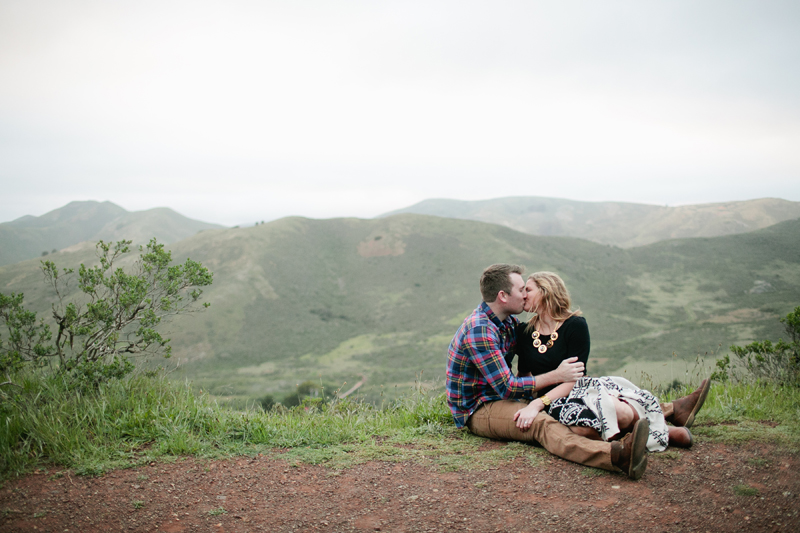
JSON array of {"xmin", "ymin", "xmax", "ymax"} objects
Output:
[
  {"xmin": 0, "ymin": 200, "xmax": 225, "ymax": 266},
  {"xmin": 380, "ymin": 196, "xmax": 800, "ymax": 248}
]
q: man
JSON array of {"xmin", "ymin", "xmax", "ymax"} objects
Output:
[{"xmin": 446, "ymin": 264, "xmax": 709, "ymax": 479}]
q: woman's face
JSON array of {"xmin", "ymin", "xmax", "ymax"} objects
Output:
[{"xmin": 524, "ymin": 279, "xmax": 542, "ymax": 312}]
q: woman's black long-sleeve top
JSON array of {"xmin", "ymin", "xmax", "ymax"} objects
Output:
[{"xmin": 507, "ymin": 315, "xmax": 590, "ymax": 396}]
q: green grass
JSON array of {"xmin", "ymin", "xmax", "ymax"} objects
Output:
[
  {"xmin": 0, "ymin": 366, "xmax": 454, "ymax": 479},
  {"xmin": 747, "ymin": 457, "xmax": 770, "ymax": 468},
  {"xmin": 733, "ymin": 484, "xmax": 760, "ymax": 497},
  {"xmin": 2, "ymin": 366, "xmax": 800, "ymax": 481},
  {"xmin": 655, "ymin": 380, "xmax": 800, "ymax": 448},
  {"xmin": 580, "ymin": 466, "xmax": 607, "ymax": 477}
]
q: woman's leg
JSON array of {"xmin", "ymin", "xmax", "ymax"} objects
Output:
[
  {"xmin": 606, "ymin": 397, "xmax": 639, "ymax": 440},
  {"xmin": 668, "ymin": 426, "xmax": 693, "ymax": 448},
  {"xmin": 569, "ymin": 425, "xmax": 602, "ymax": 440},
  {"xmin": 558, "ymin": 397, "xmax": 634, "ymax": 441}
]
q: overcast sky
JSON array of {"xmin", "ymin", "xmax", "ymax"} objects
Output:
[{"xmin": 1, "ymin": 1, "xmax": 799, "ymax": 226}]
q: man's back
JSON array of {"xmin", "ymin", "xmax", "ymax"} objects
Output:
[{"xmin": 446, "ymin": 301, "xmax": 532, "ymax": 427}]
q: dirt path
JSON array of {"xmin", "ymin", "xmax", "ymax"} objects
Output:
[{"xmin": 1, "ymin": 439, "xmax": 798, "ymax": 532}]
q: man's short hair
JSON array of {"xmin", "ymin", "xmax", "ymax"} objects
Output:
[{"xmin": 480, "ymin": 264, "xmax": 525, "ymax": 303}]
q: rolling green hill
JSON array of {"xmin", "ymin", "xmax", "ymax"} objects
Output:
[
  {"xmin": 0, "ymin": 201, "xmax": 224, "ymax": 266},
  {"xmin": 381, "ymin": 197, "xmax": 800, "ymax": 248},
  {"xmin": 1, "ymin": 214, "xmax": 798, "ymax": 404}
]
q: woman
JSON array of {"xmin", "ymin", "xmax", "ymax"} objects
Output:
[{"xmin": 507, "ymin": 271, "xmax": 694, "ymax": 451}]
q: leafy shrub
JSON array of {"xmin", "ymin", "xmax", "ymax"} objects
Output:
[
  {"xmin": 258, "ymin": 394, "xmax": 276, "ymax": 411},
  {"xmin": 282, "ymin": 380, "xmax": 331, "ymax": 407},
  {"xmin": 62, "ymin": 358, "xmax": 135, "ymax": 392},
  {"xmin": 713, "ymin": 306, "xmax": 800, "ymax": 386}
]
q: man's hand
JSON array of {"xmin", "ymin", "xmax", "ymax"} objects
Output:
[
  {"xmin": 553, "ymin": 356, "xmax": 584, "ymax": 383},
  {"xmin": 514, "ymin": 401, "xmax": 543, "ymax": 431}
]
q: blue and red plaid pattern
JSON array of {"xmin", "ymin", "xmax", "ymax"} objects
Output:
[{"xmin": 446, "ymin": 301, "xmax": 536, "ymax": 428}]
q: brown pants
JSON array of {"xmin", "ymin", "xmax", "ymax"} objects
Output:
[
  {"xmin": 467, "ymin": 400, "xmax": 614, "ymax": 471},
  {"xmin": 467, "ymin": 399, "xmax": 677, "ymax": 471}
]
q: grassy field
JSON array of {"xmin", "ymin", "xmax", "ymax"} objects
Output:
[{"xmin": 1, "ymin": 214, "xmax": 799, "ymax": 405}]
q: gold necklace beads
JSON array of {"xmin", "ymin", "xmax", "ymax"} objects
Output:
[{"xmin": 531, "ymin": 322, "xmax": 560, "ymax": 353}]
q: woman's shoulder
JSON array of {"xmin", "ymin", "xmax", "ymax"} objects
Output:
[
  {"xmin": 562, "ymin": 314, "xmax": 588, "ymax": 332},
  {"xmin": 564, "ymin": 315, "xmax": 586, "ymax": 326}
]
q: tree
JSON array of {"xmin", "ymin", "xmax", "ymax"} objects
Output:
[{"xmin": 1, "ymin": 239, "xmax": 212, "ymax": 385}]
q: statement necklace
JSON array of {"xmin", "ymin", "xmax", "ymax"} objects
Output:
[{"xmin": 531, "ymin": 321, "xmax": 561, "ymax": 353}]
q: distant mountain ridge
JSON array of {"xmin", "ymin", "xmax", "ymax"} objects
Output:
[
  {"xmin": 380, "ymin": 197, "xmax": 800, "ymax": 247},
  {"xmin": 0, "ymin": 201, "xmax": 224, "ymax": 266}
]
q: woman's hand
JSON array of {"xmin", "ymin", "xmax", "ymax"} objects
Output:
[
  {"xmin": 514, "ymin": 401, "xmax": 543, "ymax": 431},
  {"xmin": 554, "ymin": 356, "xmax": 584, "ymax": 383}
]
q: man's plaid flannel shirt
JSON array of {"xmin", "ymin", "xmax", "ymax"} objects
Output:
[{"xmin": 446, "ymin": 301, "xmax": 536, "ymax": 428}]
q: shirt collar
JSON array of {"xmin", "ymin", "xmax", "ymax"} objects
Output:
[{"xmin": 479, "ymin": 301, "xmax": 517, "ymax": 330}]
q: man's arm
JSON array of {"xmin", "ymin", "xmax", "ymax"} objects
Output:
[{"xmin": 522, "ymin": 357, "xmax": 585, "ymax": 389}]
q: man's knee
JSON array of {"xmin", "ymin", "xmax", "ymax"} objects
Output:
[{"xmin": 467, "ymin": 400, "xmax": 534, "ymax": 442}]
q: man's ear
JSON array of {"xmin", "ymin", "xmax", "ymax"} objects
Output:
[{"xmin": 496, "ymin": 290, "xmax": 508, "ymax": 304}]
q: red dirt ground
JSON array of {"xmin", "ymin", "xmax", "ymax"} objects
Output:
[{"xmin": 1, "ymin": 439, "xmax": 798, "ymax": 532}]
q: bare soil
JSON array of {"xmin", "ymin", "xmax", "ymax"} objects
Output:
[{"xmin": 2, "ymin": 439, "xmax": 798, "ymax": 532}]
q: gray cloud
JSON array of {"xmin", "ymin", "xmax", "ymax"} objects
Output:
[{"xmin": 1, "ymin": 0, "xmax": 798, "ymax": 226}]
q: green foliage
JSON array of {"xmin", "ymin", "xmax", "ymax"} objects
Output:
[
  {"xmin": 713, "ymin": 307, "xmax": 800, "ymax": 386},
  {"xmin": 281, "ymin": 380, "xmax": 330, "ymax": 407},
  {"xmin": 0, "ymin": 293, "xmax": 53, "ymax": 374},
  {"xmin": 258, "ymin": 394, "xmax": 276, "ymax": 411},
  {"xmin": 61, "ymin": 357, "xmax": 135, "ymax": 392},
  {"xmin": 1, "ymin": 239, "xmax": 212, "ymax": 385}
]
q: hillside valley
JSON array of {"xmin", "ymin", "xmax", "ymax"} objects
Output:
[{"xmin": 2, "ymin": 212, "xmax": 798, "ymax": 405}]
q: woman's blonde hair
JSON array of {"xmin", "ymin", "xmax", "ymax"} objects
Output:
[{"xmin": 525, "ymin": 271, "xmax": 581, "ymax": 331}]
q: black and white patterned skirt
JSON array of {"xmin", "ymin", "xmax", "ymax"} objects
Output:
[
  {"xmin": 546, "ymin": 396, "xmax": 602, "ymax": 432},
  {"xmin": 539, "ymin": 376, "xmax": 669, "ymax": 451}
]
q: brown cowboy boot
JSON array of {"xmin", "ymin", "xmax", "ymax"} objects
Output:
[
  {"xmin": 611, "ymin": 418, "xmax": 649, "ymax": 480},
  {"xmin": 669, "ymin": 378, "xmax": 711, "ymax": 428}
]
